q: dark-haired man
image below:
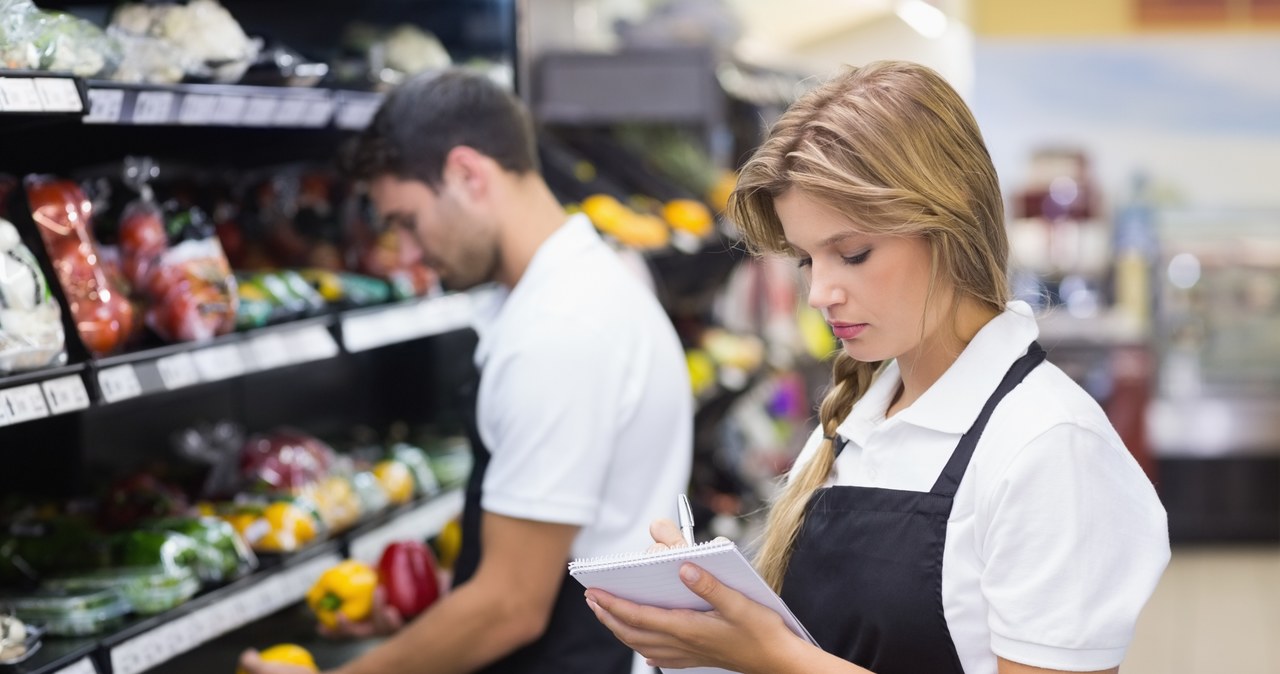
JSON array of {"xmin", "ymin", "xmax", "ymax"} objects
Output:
[{"xmin": 240, "ymin": 70, "xmax": 691, "ymax": 674}]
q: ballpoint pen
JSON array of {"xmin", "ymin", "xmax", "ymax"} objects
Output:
[{"xmin": 677, "ymin": 493, "xmax": 696, "ymax": 547}]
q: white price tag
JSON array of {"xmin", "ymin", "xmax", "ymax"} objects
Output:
[
  {"xmin": 285, "ymin": 326, "xmax": 339, "ymax": 364},
  {"xmin": 193, "ymin": 344, "xmax": 245, "ymax": 381},
  {"xmin": 132, "ymin": 91, "xmax": 175, "ymax": 124},
  {"xmin": 0, "ymin": 384, "xmax": 51, "ymax": 426},
  {"xmin": 246, "ymin": 333, "xmax": 291, "ymax": 371},
  {"xmin": 54, "ymin": 656, "xmax": 97, "ymax": 674},
  {"xmin": 42, "ymin": 374, "xmax": 90, "ymax": 415},
  {"xmin": 98, "ymin": 365, "xmax": 143, "ymax": 403},
  {"xmin": 242, "ymin": 97, "xmax": 278, "ymax": 126},
  {"xmin": 351, "ymin": 490, "xmax": 463, "ymax": 563},
  {"xmin": 342, "ymin": 308, "xmax": 399, "ymax": 352},
  {"xmin": 212, "ymin": 95, "xmax": 248, "ymax": 125},
  {"xmin": 302, "ymin": 99, "xmax": 335, "ymax": 127},
  {"xmin": 273, "ymin": 97, "xmax": 308, "ymax": 126},
  {"xmin": 336, "ymin": 98, "xmax": 381, "ymax": 130},
  {"xmin": 0, "ymin": 78, "xmax": 44, "ymax": 112},
  {"xmin": 156, "ymin": 352, "xmax": 200, "ymax": 389},
  {"xmin": 178, "ymin": 93, "xmax": 218, "ymax": 125},
  {"xmin": 34, "ymin": 78, "xmax": 83, "ymax": 112},
  {"xmin": 84, "ymin": 88, "xmax": 125, "ymax": 123}
]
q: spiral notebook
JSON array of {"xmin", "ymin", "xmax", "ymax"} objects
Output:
[{"xmin": 569, "ymin": 539, "xmax": 816, "ymax": 674}]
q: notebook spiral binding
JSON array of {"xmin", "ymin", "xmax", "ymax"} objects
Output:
[{"xmin": 568, "ymin": 538, "xmax": 737, "ymax": 574}]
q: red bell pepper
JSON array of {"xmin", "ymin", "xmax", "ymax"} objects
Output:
[{"xmin": 377, "ymin": 541, "xmax": 440, "ymax": 619}]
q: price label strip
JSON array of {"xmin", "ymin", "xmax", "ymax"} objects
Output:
[
  {"xmin": 84, "ymin": 88, "xmax": 125, "ymax": 124},
  {"xmin": 351, "ymin": 490, "xmax": 463, "ymax": 564},
  {"xmin": 342, "ymin": 305, "xmax": 405, "ymax": 353},
  {"xmin": 284, "ymin": 325, "xmax": 340, "ymax": 364},
  {"xmin": 273, "ymin": 97, "xmax": 309, "ymax": 126},
  {"xmin": 336, "ymin": 97, "xmax": 381, "ymax": 130},
  {"xmin": 42, "ymin": 374, "xmax": 90, "ymax": 415},
  {"xmin": 193, "ymin": 344, "xmax": 245, "ymax": 381},
  {"xmin": 54, "ymin": 657, "xmax": 97, "ymax": 674},
  {"xmin": 34, "ymin": 78, "xmax": 83, "ymax": 112},
  {"xmin": 0, "ymin": 384, "xmax": 51, "ymax": 427},
  {"xmin": 0, "ymin": 77, "xmax": 44, "ymax": 112},
  {"xmin": 98, "ymin": 365, "xmax": 143, "ymax": 404},
  {"xmin": 178, "ymin": 94, "xmax": 218, "ymax": 125},
  {"xmin": 110, "ymin": 551, "xmax": 342, "ymax": 674},
  {"xmin": 302, "ymin": 99, "xmax": 336, "ymax": 127},
  {"xmin": 211, "ymin": 95, "xmax": 248, "ymax": 125},
  {"xmin": 156, "ymin": 352, "xmax": 201, "ymax": 390},
  {"xmin": 242, "ymin": 97, "xmax": 278, "ymax": 126},
  {"xmin": 244, "ymin": 333, "xmax": 291, "ymax": 372},
  {"xmin": 132, "ymin": 91, "xmax": 176, "ymax": 124}
]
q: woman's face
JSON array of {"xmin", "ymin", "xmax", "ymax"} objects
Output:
[{"xmin": 775, "ymin": 189, "xmax": 952, "ymax": 364}]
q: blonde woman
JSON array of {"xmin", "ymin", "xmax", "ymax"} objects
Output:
[{"xmin": 585, "ymin": 61, "xmax": 1169, "ymax": 674}]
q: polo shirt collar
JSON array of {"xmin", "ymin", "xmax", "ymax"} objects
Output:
[{"xmin": 836, "ymin": 301, "xmax": 1040, "ymax": 439}]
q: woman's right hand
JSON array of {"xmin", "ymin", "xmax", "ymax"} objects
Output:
[{"xmin": 645, "ymin": 518, "xmax": 688, "ymax": 553}]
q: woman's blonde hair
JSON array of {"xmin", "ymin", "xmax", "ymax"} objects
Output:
[{"xmin": 728, "ymin": 61, "xmax": 1011, "ymax": 591}]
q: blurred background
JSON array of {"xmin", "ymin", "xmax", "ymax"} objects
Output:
[{"xmin": 1, "ymin": 1, "xmax": 1276, "ymax": 673}]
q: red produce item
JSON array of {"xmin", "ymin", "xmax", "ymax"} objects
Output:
[
  {"xmin": 378, "ymin": 541, "xmax": 440, "ymax": 619},
  {"xmin": 100, "ymin": 472, "xmax": 190, "ymax": 531},
  {"xmin": 25, "ymin": 177, "xmax": 136, "ymax": 356},
  {"xmin": 239, "ymin": 429, "xmax": 336, "ymax": 494}
]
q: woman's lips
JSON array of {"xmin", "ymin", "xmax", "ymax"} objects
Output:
[{"xmin": 828, "ymin": 322, "xmax": 867, "ymax": 340}]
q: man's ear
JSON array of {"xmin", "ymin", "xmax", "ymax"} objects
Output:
[{"xmin": 442, "ymin": 146, "xmax": 491, "ymax": 201}]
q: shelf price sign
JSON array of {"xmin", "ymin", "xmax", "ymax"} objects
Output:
[
  {"xmin": 0, "ymin": 384, "xmax": 51, "ymax": 427},
  {"xmin": 212, "ymin": 95, "xmax": 248, "ymax": 125},
  {"xmin": 133, "ymin": 91, "xmax": 176, "ymax": 124},
  {"xmin": 85, "ymin": 88, "xmax": 125, "ymax": 123},
  {"xmin": 99, "ymin": 365, "xmax": 143, "ymax": 403},
  {"xmin": 54, "ymin": 658, "xmax": 97, "ymax": 674},
  {"xmin": 193, "ymin": 344, "xmax": 245, "ymax": 381},
  {"xmin": 42, "ymin": 375, "xmax": 91, "ymax": 415},
  {"xmin": 156, "ymin": 353, "xmax": 201, "ymax": 390},
  {"xmin": 0, "ymin": 77, "xmax": 44, "ymax": 112},
  {"xmin": 34, "ymin": 78, "xmax": 83, "ymax": 112},
  {"xmin": 178, "ymin": 94, "xmax": 218, "ymax": 125}
]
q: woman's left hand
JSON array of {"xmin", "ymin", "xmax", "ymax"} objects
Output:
[{"xmin": 585, "ymin": 562, "xmax": 803, "ymax": 673}]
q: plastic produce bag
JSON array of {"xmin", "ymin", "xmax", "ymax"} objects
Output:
[
  {"xmin": 0, "ymin": 0, "xmax": 41, "ymax": 70},
  {"xmin": 0, "ymin": 217, "xmax": 66, "ymax": 374},
  {"xmin": 25, "ymin": 177, "xmax": 136, "ymax": 357},
  {"xmin": 28, "ymin": 8, "xmax": 120, "ymax": 78}
]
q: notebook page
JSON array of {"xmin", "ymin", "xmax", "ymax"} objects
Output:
[{"xmin": 570, "ymin": 540, "xmax": 815, "ymax": 673}]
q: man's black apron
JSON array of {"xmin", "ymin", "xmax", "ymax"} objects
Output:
[
  {"xmin": 453, "ymin": 369, "xmax": 633, "ymax": 674},
  {"xmin": 779, "ymin": 344, "xmax": 1046, "ymax": 674}
]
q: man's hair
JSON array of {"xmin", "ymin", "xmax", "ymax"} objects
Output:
[{"xmin": 345, "ymin": 69, "xmax": 539, "ymax": 186}]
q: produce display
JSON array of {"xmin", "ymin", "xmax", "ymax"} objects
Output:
[
  {"xmin": 377, "ymin": 540, "xmax": 440, "ymax": 619},
  {"xmin": 25, "ymin": 176, "xmax": 137, "ymax": 357},
  {"xmin": 0, "ymin": 613, "xmax": 38, "ymax": 665},
  {"xmin": 0, "ymin": 215, "xmax": 66, "ymax": 374},
  {"xmin": 239, "ymin": 643, "xmax": 318, "ymax": 674}
]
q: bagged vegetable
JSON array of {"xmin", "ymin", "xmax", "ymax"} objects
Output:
[
  {"xmin": 0, "ymin": 217, "xmax": 66, "ymax": 374},
  {"xmin": 25, "ymin": 176, "xmax": 137, "ymax": 357},
  {"xmin": 0, "ymin": 0, "xmax": 41, "ymax": 70}
]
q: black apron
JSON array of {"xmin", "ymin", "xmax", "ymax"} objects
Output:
[
  {"xmin": 453, "ymin": 368, "xmax": 634, "ymax": 674},
  {"xmin": 779, "ymin": 343, "xmax": 1046, "ymax": 674}
]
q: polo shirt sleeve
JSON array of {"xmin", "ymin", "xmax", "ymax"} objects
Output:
[
  {"xmin": 476, "ymin": 321, "xmax": 628, "ymax": 527},
  {"xmin": 978, "ymin": 423, "xmax": 1170, "ymax": 671}
]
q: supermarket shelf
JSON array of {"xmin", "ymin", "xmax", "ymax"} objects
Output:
[
  {"xmin": 90, "ymin": 315, "xmax": 343, "ymax": 406},
  {"xmin": 0, "ymin": 291, "xmax": 484, "ymax": 430},
  {"xmin": 0, "ymin": 72, "xmax": 384, "ymax": 131},
  {"xmin": 14, "ymin": 489, "xmax": 462, "ymax": 674}
]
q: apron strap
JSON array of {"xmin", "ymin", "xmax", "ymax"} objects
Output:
[{"xmin": 930, "ymin": 342, "xmax": 1047, "ymax": 496}]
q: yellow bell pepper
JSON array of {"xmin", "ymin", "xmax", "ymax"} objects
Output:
[
  {"xmin": 306, "ymin": 560, "xmax": 378, "ymax": 629},
  {"xmin": 238, "ymin": 643, "xmax": 317, "ymax": 674},
  {"xmin": 373, "ymin": 460, "xmax": 415, "ymax": 505}
]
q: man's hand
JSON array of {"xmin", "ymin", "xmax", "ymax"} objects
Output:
[{"xmin": 317, "ymin": 586, "xmax": 405, "ymax": 640}]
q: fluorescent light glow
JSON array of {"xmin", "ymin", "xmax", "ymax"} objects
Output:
[{"xmin": 896, "ymin": 0, "xmax": 948, "ymax": 39}]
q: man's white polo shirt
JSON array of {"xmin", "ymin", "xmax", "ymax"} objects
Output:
[{"xmin": 471, "ymin": 214, "xmax": 693, "ymax": 560}]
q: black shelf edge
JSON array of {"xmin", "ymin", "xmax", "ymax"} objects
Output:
[{"xmin": 0, "ymin": 362, "xmax": 86, "ymax": 391}]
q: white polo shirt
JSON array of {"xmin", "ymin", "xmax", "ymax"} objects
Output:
[
  {"xmin": 791, "ymin": 301, "xmax": 1169, "ymax": 673},
  {"xmin": 472, "ymin": 214, "xmax": 693, "ymax": 560}
]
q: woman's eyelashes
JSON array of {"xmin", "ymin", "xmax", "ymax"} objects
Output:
[
  {"xmin": 842, "ymin": 248, "xmax": 872, "ymax": 265},
  {"xmin": 792, "ymin": 248, "xmax": 871, "ymax": 269}
]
